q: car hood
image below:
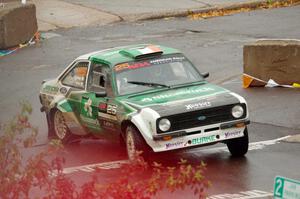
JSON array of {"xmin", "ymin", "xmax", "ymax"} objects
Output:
[{"xmin": 122, "ymin": 83, "xmax": 240, "ymax": 117}]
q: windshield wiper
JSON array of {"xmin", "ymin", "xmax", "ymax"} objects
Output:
[
  {"xmin": 170, "ymin": 80, "xmax": 206, "ymax": 88},
  {"xmin": 127, "ymin": 81, "xmax": 169, "ymax": 88}
]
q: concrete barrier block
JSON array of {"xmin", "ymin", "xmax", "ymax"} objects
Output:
[
  {"xmin": 244, "ymin": 40, "xmax": 300, "ymax": 85},
  {"xmin": 0, "ymin": 2, "xmax": 37, "ymax": 49}
]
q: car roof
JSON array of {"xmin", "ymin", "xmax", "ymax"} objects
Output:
[{"xmin": 77, "ymin": 44, "xmax": 181, "ymax": 67}]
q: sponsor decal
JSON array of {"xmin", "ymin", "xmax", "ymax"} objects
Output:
[
  {"xmin": 80, "ymin": 97, "xmax": 99, "ymax": 127},
  {"xmin": 99, "ymin": 120, "xmax": 115, "ymax": 130},
  {"xmin": 185, "ymin": 101, "xmax": 211, "ymax": 110},
  {"xmin": 165, "ymin": 141, "xmax": 184, "ymax": 149},
  {"xmin": 149, "ymin": 56, "xmax": 185, "ymax": 65},
  {"xmin": 114, "ymin": 55, "xmax": 186, "ymax": 72},
  {"xmin": 114, "ymin": 63, "xmax": 128, "ymax": 71},
  {"xmin": 191, "ymin": 135, "xmax": 215, "ymax": 145},
  {"xmin": 59, "ymin": 87, "xmax": 68, "ymax": 94},
  {"xmin": 198, "ymin": 136, "xmax": 291, "ymax": 154},
  {"xmin": 141, "ymin": 87, "xmax": 215, "ymax": 102},
  {"xmin": 43, "ymin": 85, "xmax": 59, "ymax": 93},
  {"xmin": 225, "ymin": 130, "xmax": 242, "ymax": 138},
  {"xmin": 115, "ymin": 62, "xmax": 151, "ymax": 72},
  {"xmin": 83, "ymin": 98, "xmax": 93, "ymax": 117}
]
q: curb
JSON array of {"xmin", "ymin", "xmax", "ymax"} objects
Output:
[
  {"xmin": 123, "ymin": 0, "xmax": 300, "ymax": 22},
  {"xmin": 282, "ymin": 134, "xmax": 300, "ymax": 143}
]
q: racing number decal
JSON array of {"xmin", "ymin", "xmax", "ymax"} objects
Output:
[
  {"xmin": 98, "ymin": 103, "xmax": 117, "ymax": 115},
  {"xmin": 98, "ymin": 103, "xmax": 118, "ymax": 130},
  {"xmin": 98, "ymin": 103, "xmax": 118, "ymax": 121},
  {"xmin": 107, "ymin": 104, "xmax": 117, "ymax": 115}
]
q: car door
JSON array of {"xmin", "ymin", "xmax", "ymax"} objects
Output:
[
  {"xmin": 60, "ymin": 60, "xmax": 90, "ymax": 135},
  {"xmin": 84, "ymin": 62, "xmax": 119, "ymax": 139}
]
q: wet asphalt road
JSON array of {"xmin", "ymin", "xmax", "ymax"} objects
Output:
[{"xmin": 1, "ymin": 5, "xmax": 300, "ymax": 198}]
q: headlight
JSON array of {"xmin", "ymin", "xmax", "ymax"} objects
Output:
[
  {"xmin": 158, "ymin": 118, "xmax": 171, "ymax": 132},
  {"xmin": 232, "ymin": 105, "xmax": 244, "ymax": 118}
]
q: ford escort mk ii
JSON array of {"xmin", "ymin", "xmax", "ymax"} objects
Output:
[{"xmin": 39, "ymin": 44, "xmax": 250, "ymax": 160}]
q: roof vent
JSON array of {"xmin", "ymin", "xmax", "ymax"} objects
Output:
[{"xmin": 119, "ymin": 45, "xmax": 163, "ymax": 59}]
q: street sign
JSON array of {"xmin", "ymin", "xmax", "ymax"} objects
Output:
[{"xmin": 274, "ymin": 176, "xmax": 300, "ymax": 199}]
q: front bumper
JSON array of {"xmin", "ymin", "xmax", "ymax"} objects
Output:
[
  {"xmin": 150, "ymin": 119, "xmax": 249, "ymax": 152},
  {"xmin": 153, "ymin": 119, "xmax": 249, "ymax": 141}
]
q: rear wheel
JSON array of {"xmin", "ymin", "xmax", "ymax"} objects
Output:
[
  {"xmin": 226, "ymin": 127, "xmax": 249, "ymax": 157},
  {"xmin": 125, "ymin": 125, "xmax": 150, "ymax": 161},
  {"xmin": 49, "ymin": 109, "xmax": 72, "ymax": 143}
]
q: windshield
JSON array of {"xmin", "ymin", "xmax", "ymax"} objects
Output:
[{"xmin": 114, "ymin": 54, "xmax": 204, "ymax": 95}]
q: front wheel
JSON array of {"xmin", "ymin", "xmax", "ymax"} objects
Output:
[
  {"xmin": 48, "ymin": 109, "xmax": 72, "ymax": 143},
  {"xmin": 125, "ymin": 125, "xmax": 150, "ymax": 161},
  {"xmin": 226, "ymin": 127, "xmax": 249, "ymax": 157}
]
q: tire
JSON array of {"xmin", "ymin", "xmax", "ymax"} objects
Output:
[
  {"xmin": 125, "ymin": 125, "xmax": 151, "ymax": 161},
  {"xmin": 226, "ymin": 127, "xmax": 249, "ymax": 157},
  {"xmin": 119, "ymin": 134, "xmax": 126, "ymax": 147},
  {"xmin": 48, "ymin": 109, "xmax": 72, "ymax": 144}
]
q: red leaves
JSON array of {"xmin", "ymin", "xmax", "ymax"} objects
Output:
[
  {"xmin": 148, "ymin": 159, "xmax": 210, "ymax": 198},
  {"xmin": 1, "ymin": 103, "xmax": 210, "ymax": 198}
]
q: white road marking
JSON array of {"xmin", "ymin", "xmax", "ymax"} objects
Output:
[
  {"xmin": 208, "ymin": 189, "xmax": 273, "ymax": 199},
  {"xmin": 248, "ymin": 135, "xmax": 290, "ymax": 150},
  {"xmin": 61, "ymin": 160, "xmax": 129, "ymax": 175},
  {"xmin": 61, "ymin": 136, "xmax": 291, "ymax": 175}
]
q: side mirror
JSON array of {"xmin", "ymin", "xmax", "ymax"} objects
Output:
[
  {"xmin": 95, "ymin": 90, "xmax": 107, "ymax": 98},
  {"xmin": 201, "ymin": 72, "xmax": 209, "ymax": 78}
]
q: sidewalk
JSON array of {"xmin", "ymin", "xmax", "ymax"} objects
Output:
[
  {"xmin": 31, "ymin": 0, "xmax": 299, "ymax": 31},
  {"xmin": 32, "ymin": 0, "xmax": 120, "ymax": 31}
]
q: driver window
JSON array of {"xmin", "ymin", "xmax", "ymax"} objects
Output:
[
  {"xmin": 88, "ymin": 63, "xmax": 110, "ymax": 92},
  {"xmin": 61, "ymin": 62, "xmax": 89, "ymax": 89}
]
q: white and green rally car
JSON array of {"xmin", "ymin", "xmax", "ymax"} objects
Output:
[{"xmin": 39, "ymin": 44, "xmax": 250, "ymax": 160}]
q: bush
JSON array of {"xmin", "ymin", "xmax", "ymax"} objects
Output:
[{"xmin": 0, "ymin": 103, "xmax": 210, "ymax": 198}]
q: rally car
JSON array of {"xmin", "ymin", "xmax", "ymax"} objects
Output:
[{"xmin": 39, "ymin": 44, "xmax": 250, "ymax": 160}]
